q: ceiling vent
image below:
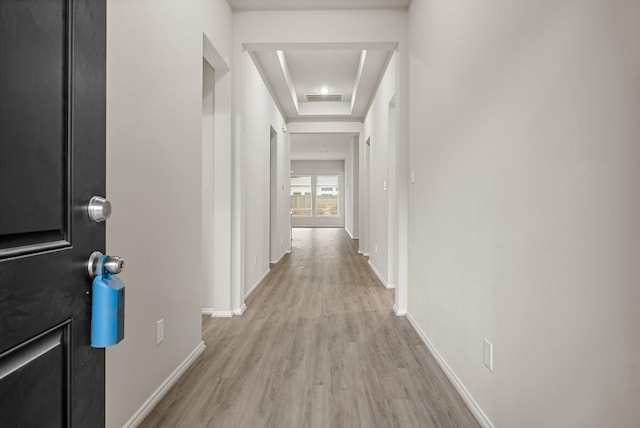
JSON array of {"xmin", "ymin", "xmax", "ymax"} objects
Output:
[{"xmin": 305, "ymin": 93, "xmax": 343, "ymax": 102}]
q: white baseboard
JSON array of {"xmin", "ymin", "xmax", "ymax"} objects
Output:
[
  {"xmin": 368, "ymin": 260, "xmax": 390, "ymax": 288},
  {"xmin": 358, "ymin": 250, "xmax": 363, "ymax": 255},
  {"xmin": 385, "ymin": 282, "xmax": 396, "ymax": 290},
  {"xmin": 405, "ymin": 313, "xmax": 495, "ymax": 428},
  {"xmin": 245, "ymin": 268, "xmax": 270, "ymax": 299},
  {"xmin": 209, "ymin": 311, "xmax": 233, "ymax": 318},
  {"xmin": 345, "ymin": 227, "xmax": 358, "ymax": 240},
  {"xmin": 363, "ymin": 252, "xmax": 370, "ymax": 257},
  {"xmin": 123, "ymin": 341, "xmax": 206, "ymax": 428},
  {"xmin": 269, "ymin": 250, "xmax": 290, "ymax": 265},
  {"xmin": 233, "ymin": 304, "xmax": 247, "ymax": 316},
  {"xmin": 393, "ymin": 304, "xmax": 407, "ymax": 316},
  {"xmin": 204, "ymin": 305, "xmax": 236, "ymax": 318}
]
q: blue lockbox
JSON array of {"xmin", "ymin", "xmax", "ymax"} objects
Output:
[{"xmin": 91, "ymin": 256, "xmax": 125, "ymax": 348}]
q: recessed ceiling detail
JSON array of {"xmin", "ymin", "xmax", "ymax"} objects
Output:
[{"xmin": 248, "ymin": 43, "xmax": 396, "ymax": 122}]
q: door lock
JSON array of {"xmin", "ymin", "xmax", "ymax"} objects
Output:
[
  {"xmin": 87, "ymin": 196, "xmax": 112, "ymax": 222},
  {"xmin": 87, "ymin": 251, "xmax": 124, "ymax": 277}
]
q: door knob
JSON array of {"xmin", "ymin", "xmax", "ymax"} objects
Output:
[
  {"xmin": 87, "ymin": 251, "xmax": 124, "ymax": 277},
  {"xmin": 87, "ymin": 196, "xmax": 112, "ymax": 222}
]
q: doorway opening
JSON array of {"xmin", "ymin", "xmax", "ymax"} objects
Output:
[
  {"xmin": 269, "ymin": 127, "xmax": 278, "ymax": 263},
  {"xmin": 201, "ymin": 58, "xmax": 215, "ymax": 319},
  {"xmin": 362, "ymin": 137, "xmax": 371, "ymax": 256},
  {"xmin": 201, "ymin": 34, "xmax": 232, "ymax": 318},
  {"xmin": 387, "ymin": 96, "xmax": 398, "ymax": 291}
]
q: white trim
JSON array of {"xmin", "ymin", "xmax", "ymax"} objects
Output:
[
  {"xmin": 406, "ymin": 313, "xmax": 495, "ymax": 428},
  {"xmin": 202, "ymin": 308, "xmax": 214, "ymax": 316},
  {"xmin": 363, "ymin": 252, "xmax": 370, "ymax": 257},
  {"xmin": 203, "ymin": 35, "xmax": 229, "ymax": 75},
  {"xmin": 345, "ymin": 227, "xmax": 358, "ymax": 240},
  {"xmin": 123, "ymin": 341, "xmax": 206, "ymax": 428},
  {"xmin": 269, "ymin": 250, "xmax": 290, "ymax": 265},
  {"xmin": 385, "ymin": 282, "xmax": 397, "ymax": 290},
  {"xmin": 245, "ymin": 268, "xmax": 270, "ymax": 299},
  {"xmin": 368, "ymin": 260, "xmax": 393, "ymax": 289},
  {"xmin": 209, "ymin": 311, "xmax": 234, "ymax": 318},
  {"xmin": 233, "ymin": 304, "xmax": 247, "ymax": 316},
  {"xmin": 358, "ymin": 250, "xmax": 364, "ymax": 255},
  {"xmin": 393, "ymin": 304, "xmax": 407, "ymax": 316}
]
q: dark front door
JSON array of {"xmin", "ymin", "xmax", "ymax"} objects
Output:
[{"xmin": 0, "ymin": 0, "xmax": 106, "ymax": 426}]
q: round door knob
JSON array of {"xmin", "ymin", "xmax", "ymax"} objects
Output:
[
  {"xmin": 88, "ymin": 196, "xmax": 112, "ymax": 222},
  {"xmin": 87, "ymin": 251, "xmax": 125, "ymax": 277},
  {"xmin": 104, "ymin": 256, "xmax": 125, "ymax": 274}
]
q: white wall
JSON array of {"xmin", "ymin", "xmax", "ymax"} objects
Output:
[
  {"xmin": 361, "ymin": 53, "xmax": 398, "ymax": 287},
  {"xmin": 105, "ymin": 0, "xmax": 232, "ymax": 426},
  {"xmin": 407, "ymin": 1, "xmax": 640, "ymax": 427},
  {"xmin": 238, "ymin": 51, "xmax": 289, "ymax": 301},
  {"xmin": 345, "ymin": 136, "xmax": 360, "ymax": 238},
  {"xmin": 291, "ymin": 160, "xmax": 345, "ymax": 227}
]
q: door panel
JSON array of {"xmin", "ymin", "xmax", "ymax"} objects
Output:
[
  {"xmin": 0, "ymin": 0, "xmax": 69, "ymax": 255},
  {"xmin": 0, "ymin": 322, "xmax": 70, "ymax": 428},
  {"xmin": 0, "ymin": 0, "xmax": 106, "ymax": 426}
]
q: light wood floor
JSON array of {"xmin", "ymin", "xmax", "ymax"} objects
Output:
[{"xmin": 140, "ymin": 228, "xmax": 480, "ymax": 428}]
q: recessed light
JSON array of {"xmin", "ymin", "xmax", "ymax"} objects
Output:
[{"xmin": 320, "ymin": 87, "xmax": 329, "ymax": 94}]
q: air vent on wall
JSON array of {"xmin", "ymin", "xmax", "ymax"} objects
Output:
[{"xmin": 305, "ymin": 93, "xmax": 343, "ymax": 102}]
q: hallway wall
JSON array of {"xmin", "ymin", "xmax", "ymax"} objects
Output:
[
  {"xmin": 239, "ymin": 52, "xmax": 289, "ymax": 300},
  {"xmin": 362, "ymin": 53, "xmax": 397, "ymax": 287},
  {"xmin": 105, "ymin": 0, "xmax": 232, "ymax": 426},
  {"xmin": 345, "ymin": 135, "xmax": 360, "ymax": 238},
  {"xmin": 407, "ymin": 1, "xmax": 640, "ymax": 427}
]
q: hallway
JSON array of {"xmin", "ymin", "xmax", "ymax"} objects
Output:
[{"xmin": 140, "ymin": 228, "xmax": 479, "ymax": 427}]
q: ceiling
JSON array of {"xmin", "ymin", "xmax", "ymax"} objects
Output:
[
  {"xmin": 228, "ymin": 0, "xmax": 411, "ymax": 11},
  {"xmin": 235, "ymin": 0, "xmax": 403, "ymax": 160}
]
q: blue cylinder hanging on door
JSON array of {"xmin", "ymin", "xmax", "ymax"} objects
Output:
[{"xmin": 91, "ymin": 255, "xmax": 125, "ymax": 348}]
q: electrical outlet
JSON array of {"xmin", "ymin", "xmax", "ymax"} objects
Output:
[
  {"xmin": 157, "ymin": 319, "xmax": 164, "ymax": 345},
  {"xmin": 483, "ymin": 339, "xmax": 493, "ymax": 370},
  {"xmin": 410, "ymin": 169, "xmax": 415, "ymax": 184},
  {"xmin": 374, "ymin": 245, "xmax": 378, "ymax": 254},
  {"xmin": 383, "ymin": 180, "xmax": 387, "ymax": 191}
]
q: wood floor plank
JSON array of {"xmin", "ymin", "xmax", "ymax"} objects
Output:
[{"xmin": 140, "ymin": 228, "xmax": 480, "ymax": 428}]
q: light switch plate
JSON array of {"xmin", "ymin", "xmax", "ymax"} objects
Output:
[
  {"xmin": 483, "ymin": 339, "xmax": 493, "ymax": 370},
  {"xmin": 157, "ymin": 319, "xmax": 164, "ymax": 345}
]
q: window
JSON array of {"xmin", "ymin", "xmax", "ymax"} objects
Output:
[
  {"xmin": 290, "ymin": 175, "xmax": 340, "ymax": 217},
  {"xmin": 290, "ymin": 176, "xmax": 312, "ymax": 216},
  {"xmin": 315, "ymin": 176, "xmax": 339, "ymax": 216}
]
